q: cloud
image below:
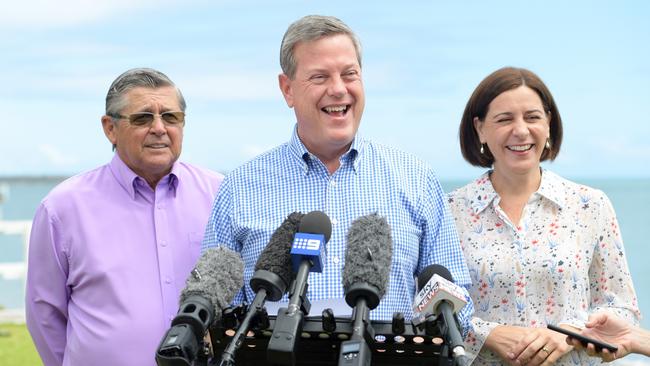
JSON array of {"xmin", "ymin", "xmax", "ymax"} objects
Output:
[
  {"xmin": 34, "ymin": 41, "xmax": 129, "ymax": 58},
  {"xmin": 0, "ymin": 65, "xmax": 231, "ymax": 104},
  {"xmin": 38, "ymin": 144, "xmax": 80, "ymax": 167},
  {"xmin": 241, "ymin": 144, "xmax": 275, "ymax": 159},
  {"xmin": 179, "ymin": 73, "xmax": 280, "ymax": 101},
  {"xmin": 0, "ymin": 0, "xmax": 181, "ymax": 29},
  {"xmin": 597, "ymin": 138, "xmax": 650, "ymax": 159},
  {"xmin": 1, "ymin": 72, "xmax": 115, "ymax": 98},
  {"xmin": 0, "ymin": 263, "xmax": 26, "ymax": 280}
]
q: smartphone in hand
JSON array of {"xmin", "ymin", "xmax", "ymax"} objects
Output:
[{"xmin": 547, "ymin": 324, "xmax": 618, "ymax": 352}]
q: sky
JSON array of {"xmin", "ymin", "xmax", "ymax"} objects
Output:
[{"xmin": 1, "ymin": 0, "xmax": 649, "ymax": 180}]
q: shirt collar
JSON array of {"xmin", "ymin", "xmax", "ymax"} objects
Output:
[
  {"xmin": 288, "ymin": 124, "xmax": 362, "ymax": 175},
  {"xmin": 536, "ymin": 168, "xmax": 566, "ymax": 208},
  {"xmin": 469, "ymin": 168, "xmax": 565, "ymax": 214},
  {"xmin": 109, "ymin": 154, "xmax": 179, "ymax": 200},
  {"xmin": 467, "ymin": 171, "xmax": 499, "ymax": 214}
]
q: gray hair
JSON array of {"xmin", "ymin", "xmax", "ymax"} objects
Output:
[
  {"xmin": 280, "ymin": 15, "xmax": 362, "ymax": 79},
  {"xmin": 105, "ymin": 68, "xmax": 186, "ymax": 117}
]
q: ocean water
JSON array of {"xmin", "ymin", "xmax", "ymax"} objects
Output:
[{"xmin": 1, "ymin": 176, "xmax": 648, "ymax": 333}]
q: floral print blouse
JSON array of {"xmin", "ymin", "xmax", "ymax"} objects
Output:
[{"xmin": 447, "ymin": 170, "xmax": 640, "ymax": 365}]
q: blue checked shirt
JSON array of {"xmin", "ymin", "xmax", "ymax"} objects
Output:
[{"xmin": 203, "ymin": 126, "xmax": 474, "ymax": 335}]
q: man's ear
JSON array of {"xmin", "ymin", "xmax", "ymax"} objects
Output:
[
  {"xmin": 101, "ymin": 115, "xmax": 118, "ymax": 145},
  {"xmin": 278, "ymin": 73, "xmax": 294, "ymax": 108}
]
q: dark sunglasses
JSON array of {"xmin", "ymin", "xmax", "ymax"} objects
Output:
[{"xmin": 113, "ymin": 111, "xmax": 185, "ymax": 127}]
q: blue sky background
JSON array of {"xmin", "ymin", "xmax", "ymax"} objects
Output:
[{"xmin": 1, "ymin": 0, "xmax": 649, "ymax": 179}]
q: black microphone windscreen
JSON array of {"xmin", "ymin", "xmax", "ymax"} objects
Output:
[
  {"xmin": 417, "ymin": 264, "xmax": 454, "ymax": 291},
  {"xmin": 254, "ymin": 212, "xmax": 304, "ymax": 286},
  {"xmin": 342, "ymin": 213, "xmax": 393, "ymax": 299},
  {"xmin": 180, "ymin": 246, "xmax": 244, "ymax": 319},
  {"xmin": 298, "ymin": 210, "xmax": 332, "ymax": 243}
]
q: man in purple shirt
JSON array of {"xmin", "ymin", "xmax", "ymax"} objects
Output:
[{"xmin": 25, "ymin": 68, "xmax": 223, "ymax": 366}]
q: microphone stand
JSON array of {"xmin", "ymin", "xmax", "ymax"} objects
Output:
[
  {"xmin": 338, "ymin": 283, "xmax": 377, "ymax": 366},
  {"xmin": 218, "ymin": 267, "xmax": 287, "ymax": 365},
  {"xmin": 432, "ymin": 309, "xmax": 469, "ymax": 366},
  {"xmin": 286, "ymin": 258, "xmax": 313, "ymax": 317},
  {"xmin": 267, "ymin": 259, "xmax": 312, "ymax": 365},
  {"xmin": 219, "ymin": 289, "xmax": 267, "ymax": 366}
]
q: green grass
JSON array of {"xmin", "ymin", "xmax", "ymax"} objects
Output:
[{"xmin": 0, "ymin": 323, "xmax": 42, "ymax": 366}]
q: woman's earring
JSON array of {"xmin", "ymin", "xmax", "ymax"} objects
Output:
[
  {"xmin": 545, "ymin": 138, "xmax": 551, "ymax": 149},
  {"xmin": 480, "ymin": 143, "xmax": 485, "ymax": 155}
]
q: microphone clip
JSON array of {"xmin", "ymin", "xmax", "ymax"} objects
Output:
[{"xmin": 287, "ymin": 276, "xmax": 311, "ymax": 315}]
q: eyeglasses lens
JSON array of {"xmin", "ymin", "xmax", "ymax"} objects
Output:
[{"xmin": 127, "ymin": 112, "xmax": 184, "ymax": 126}]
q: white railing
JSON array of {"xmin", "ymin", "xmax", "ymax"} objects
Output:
[{"xmin": 0, "ymin": 219, "xmax": 31, "ymax": 323}]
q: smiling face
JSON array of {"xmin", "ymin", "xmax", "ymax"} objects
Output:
[
  {"xmin": 101, "ymin": 86, "xmax": 183, "ymax": 187},
  {"xmin": 279, "ymin": 34, "xmax": 365, "ymax": 165},
  {"xmin": 474, "ymin": 85, "xmax": 550, "ymax": 179}
]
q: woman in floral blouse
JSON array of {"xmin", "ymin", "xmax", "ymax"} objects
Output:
[{"xmin": 448, "ymin": 67, "xmax": 640, "ymax": 365}]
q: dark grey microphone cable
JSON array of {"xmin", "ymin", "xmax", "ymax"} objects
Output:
[
  {"xmin": 156, "ymin": 246, "xmax": 244, "ymax": 366},
  {"xmin": 219, "ymin": 212, "xmax": 303, "ymax": 366},
  {"xmin": 339, "ymin": 213, "xmax": 393, "ymax": 366}
]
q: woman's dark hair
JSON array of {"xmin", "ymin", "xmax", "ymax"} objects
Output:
[{"xmin": 459, "ymin": 67, "xmax": 563, "ymax": 167}]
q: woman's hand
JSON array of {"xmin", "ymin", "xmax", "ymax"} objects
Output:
[
  {"xmin": 484, "ymin": 325, "xmax": 533, "ymax": 365},
  {"xmin": 507, "ymin": 326, "xmax": 574, "ymax": 365}
]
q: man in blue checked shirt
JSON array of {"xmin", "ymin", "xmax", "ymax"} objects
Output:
[{"xmin": 202, "ymin": 14, "xmax": 474, "ymax": 336}]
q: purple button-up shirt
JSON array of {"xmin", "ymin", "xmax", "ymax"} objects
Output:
[{"xmin": 25, "ymin": 155, "xmax": 223, "ymax": 366}]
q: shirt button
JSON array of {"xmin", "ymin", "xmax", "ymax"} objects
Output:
[
  {"xmin": 332, "ymin": 256, "xmax": 340, "ymax": 264},
  {"xmin": 331, "ymin": 218, "xmax": 338, "ymax": 225},
  {"xmin": 165, "ymin": 278, "xmax": 172, "ymax": 284},
  {"xmin": 160, "ymin": 240, "xmax": 167, "ymax": 247},
  {"xmin": 330, "ymin": 180, "xmax": 337, "ymax": 187}
]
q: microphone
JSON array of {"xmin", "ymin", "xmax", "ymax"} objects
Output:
[
  {"xmin": 219, "ymin": 212, "xmax": 303, "ymax": 366},
  {"xmin": 413, "ymin": 264, "xmax": 468, "ymax": 363},
  {"xmin": 290, "ymin": 210, "xmax": 331, "ymax": 273},
  {"xmin": 156, "ymin": 246, "xmax": 244, "ymax": 366},
  {"xmin": 252, "ymin": 211, "xmax": 304, "ymax": 302},
  {"xmin": 267, "ymin": 211, "xmax": 332, "ymax": 365},
  {"xmin": 339, "ymin": 213, "xmax": 393, "ymax": 366}
]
